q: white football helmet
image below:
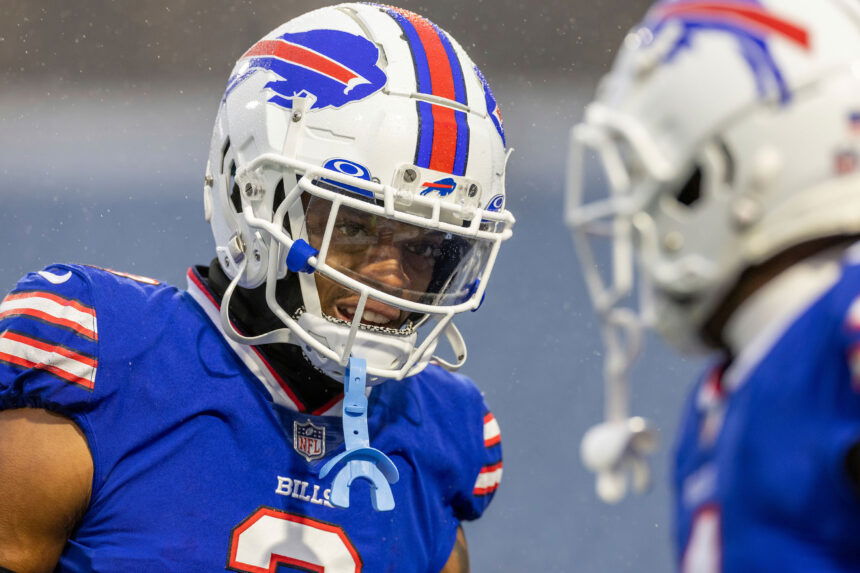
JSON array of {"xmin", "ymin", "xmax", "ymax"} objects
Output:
[
  {"xmin": 204, "ymin": 3, "xmax": 514, "ymax": 382},
  {"xmin": 567, "ymin": 0, "xmax": 860, "ymax": 501}
]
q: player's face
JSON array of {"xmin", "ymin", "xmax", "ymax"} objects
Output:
[{"xmin": 305, "ymin": 197, "xmax": 444, "ymax": 329}]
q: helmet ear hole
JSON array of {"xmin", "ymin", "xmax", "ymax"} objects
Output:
[
  {"xmin": 229, "ymin": 161, "xmax": 243, "ymax": 214},
  {"xmin": 272, "ymin": 180, "xmax": 286, "ymax": 220},
  {"xmin": 674, "ymin": 167, "xmax": 703, "ymax": 207}
]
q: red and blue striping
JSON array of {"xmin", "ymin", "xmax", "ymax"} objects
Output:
[
  {"xmin": 380, "ymin": 6, "xmax": 471, "ymax": 176},
  {"xmin": 647, "ymin": 0, "xmax": 811, "ymax": 104}
]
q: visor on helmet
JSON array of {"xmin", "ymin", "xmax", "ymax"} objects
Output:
[{"xmin": 303, "ymin": 194, "xmax": 493, "ymax": 316}]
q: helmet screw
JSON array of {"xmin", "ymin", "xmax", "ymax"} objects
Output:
[
  {"xmin": 244, "ymin": 182, "xmax": 263, "ymax": 199},
  {"xmin": 732, "ymin": 197, "xmax": 761, "ymax": 228},
  {"xmin": 663, "ymin": 231, "xmax": 684, "ymax": 252},
  {"xmin": 403, "ymin": 168, "xmax": 417, "ymax": 183},
  {"xmin": 204, "ymin": 175, "xmax": 214, "ymax": 187},
  {"xmin": 223, "ymin": 256, "xmax": 231, "ymax": 268},
  {"xmin": 291, "ymin": 111, "xmax": 303, "ymax": 122},
  {"xmin": 467, "ymin": 184, "xmax": 479, "ymax": 198},
  {"xmin": 253, "ymin": 249, "xmax": 261, "ymax": 262},
  {"xmin": 371, "ymin": 177, "xmax": 381, "ymax": 184}
]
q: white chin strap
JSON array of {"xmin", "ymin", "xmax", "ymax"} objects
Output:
[{"xmin": 579, "ymin": 307, "xmax": 659, "ymax": 503}]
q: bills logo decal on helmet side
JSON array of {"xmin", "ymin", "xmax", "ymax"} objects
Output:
[
  {"xmin": 647, "ymin": 0, "xmax": 811, "ymax": 104},
  {"xmin": 379, "ymin": 6, "xmax": 471, "ymax": 176},
  {"xmin": 225, "ymin": 29, "xmax": 387, "ymax": 111}
]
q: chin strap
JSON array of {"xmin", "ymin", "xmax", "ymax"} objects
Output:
[
  {"xmin": 580, "ymin": 308, "xmax": 658, "ymax": 503},
  {"xmin": 319, "ymin": 357, "xmax": 400, "ymax": 511}
]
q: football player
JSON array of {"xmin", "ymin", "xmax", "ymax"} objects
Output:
[
  {"xmin": 567, "ymin": 0, "xmax": 860, "ymax": 570},
  {"xmin": 0, "ymin": 4, "xmax": 512, "ymax": 571}
]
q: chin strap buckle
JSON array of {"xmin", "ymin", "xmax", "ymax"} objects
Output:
[{"xmin": 319, "ymin": 357, "xmax": 399, "ymax": 511}]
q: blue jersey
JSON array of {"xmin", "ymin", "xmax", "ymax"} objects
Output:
[
  {"xmin": 674, "ymin": 254, "xmax": 860, "ymax": 571},
  {"xmin": 0, "ymin": 264, "xmax": 503, "ymax": 572}
]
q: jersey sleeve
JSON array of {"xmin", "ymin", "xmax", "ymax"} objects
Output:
[
  {"xmin": 450, "ymin": 381, "xmax": 503, "ymax": 522},
  {"xmin": 825, "ymin": 287, "xmax": 860, "ymax": 496},
  {"xmin": 0, "ymin": 265, "xmax": 99, "ymax": 416}
]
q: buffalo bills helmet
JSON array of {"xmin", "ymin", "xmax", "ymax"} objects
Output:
[
  {"xmin": 567, "ymin": 0, "xmax": 860, "ymax": 501},
  {"xmin": 204, "ymin": 3, "xmax": 514, "ymax": 382}
]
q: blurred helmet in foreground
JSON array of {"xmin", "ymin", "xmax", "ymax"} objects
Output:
[{"xmin": 567, "ymin": 0, "xmax": 860, "ymax": 350}]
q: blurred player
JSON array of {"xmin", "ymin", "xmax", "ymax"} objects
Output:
[
  {"xmin": 567, "ymin": 0, "xmax": 860, "ymax": 570},
  {"xmin": 0, "ymin": 4, "xmax": 513, "ymax": 571}
]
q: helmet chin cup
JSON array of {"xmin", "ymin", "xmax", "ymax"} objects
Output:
[{"xmin": 295, "ymin": 312, "xmax": 436, "ymax": 384}]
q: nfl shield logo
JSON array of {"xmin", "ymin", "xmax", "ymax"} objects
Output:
[{"xmin": 294, "ymin": 420, "xmax": 326, "ymax": 462}]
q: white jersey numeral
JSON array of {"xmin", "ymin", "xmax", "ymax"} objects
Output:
[
  {"xmin": 229, "ymin": 507, "xmax": 362, "ymax": 572},
  {"xmin": 681, "ymin": 505, "xmax": 721, "ymax": 573}
]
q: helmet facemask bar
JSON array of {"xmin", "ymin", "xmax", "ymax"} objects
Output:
[
  {"xmin": 567, "ymin": 121, "xmax": 650, "ymax": 423},
  {"xmin": 566, "ymin": 110, "xmax": 669, "ymax": 502},
  {"xmin": 218, "ymin": 153, "xmax": 513, "ymax": 381}
]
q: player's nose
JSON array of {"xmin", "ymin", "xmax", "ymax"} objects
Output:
[{"xmin": 362, "ymin": 238, "xmax": 409, "ymax": 290}]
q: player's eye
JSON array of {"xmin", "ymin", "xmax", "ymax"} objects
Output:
[
  {"xmin": 335, "ymin": 222, "xmax": 370, "ymax": 238},
  {"xmin": 402, "ymin": 241, "xmax": 441, "ymax": 259}
]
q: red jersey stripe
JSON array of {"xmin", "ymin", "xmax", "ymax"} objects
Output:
[
  {"xmin": 1, "ymin": 331, "xmax": 97, "ymax": 368},
  {"xmin": 479, "ymin": 461, "xmax": 504, "ymax": 474},
  {"xmin": 0, "ymin": 351, "xmax": 95, "ymax": 390},
  {"xmin": 0, "ymin": 308, "xmax": 98, "ymax": 341}
]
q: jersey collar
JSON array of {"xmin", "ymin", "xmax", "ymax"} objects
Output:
[
  {"xmin": 722, "ymin": 247, "xmax": 845, "ymax": 393},
  {"xmin": 185, "ymin": 267, "xmax": 343, "ymax": 416}
]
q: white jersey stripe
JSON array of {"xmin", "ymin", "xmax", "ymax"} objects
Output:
[
  {"xmin": 0, "ymin": 292, "xmax": 98, "ymax": 340},
  {"xmin": 0, "ymin": 333, "xmax": 96, "ymax": 389},
  {"xmin": 473, "ymin": 462, "xmax": 503, "ymax": 495},
  {"xmin": 848, "ymin": 295, "xmax": 860, "ymax": 331},
  {"xmin": 483, "ymin": 413, "xmax": 501, "ymax": 447}
]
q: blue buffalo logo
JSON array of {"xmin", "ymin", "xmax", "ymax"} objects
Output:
[
  {"xmin": 420, "ymin": 177, "xmax": 457, "ymax": 197},
  {"xmin": 475, "ymin": 66, "xmax": 505, "ymax": 145},
  {"xmin": 645, "ymin": 0, "xmax": 811, "ymax": 105},
  {"xmin": 225, "ymin": 29, "xmax": 387, "ymax": 111}
]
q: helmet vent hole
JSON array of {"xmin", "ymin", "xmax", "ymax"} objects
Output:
[
  {"xmin": 718, "ymin": 140, "xmax": 735, "ymax": 185},
  {"xmin": 229, "ymin": 161, "xmax": 243, "ymax": 214},
  {"xmin": 220, "ymin": 138, "xmax": 231, "ymax": 174},
  {"xmin": 675, "ymin": 168, "xmax": 703, "ymax": 208}
]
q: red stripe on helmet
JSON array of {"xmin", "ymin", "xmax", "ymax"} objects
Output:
[
  {"xmin": 655, "ymin": 2, "xmax": 811, "ymax": 49},
  {"xmin": 242, "ymin": 39, "xmax": 361, "ymax": 85}
]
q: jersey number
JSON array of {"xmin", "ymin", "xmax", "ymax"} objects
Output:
[
  {"xmin": 228, "ymin": 507, "xmax": 362, "ymax": 572},
  {"xmin": 681, "ymin": 504, "xmax": 721, "ymax": 573}
]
